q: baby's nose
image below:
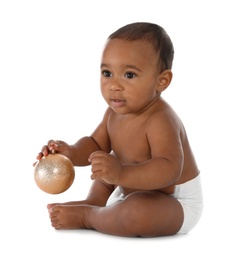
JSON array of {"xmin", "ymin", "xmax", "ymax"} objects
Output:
[{"xmin": 109, "ymin": 78, "xmax": 124, "ymax": 91}]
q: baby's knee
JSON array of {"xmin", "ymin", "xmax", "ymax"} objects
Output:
[{"xmin": 116, "ymin": 193, "xmax": 153, "ymax": 234}]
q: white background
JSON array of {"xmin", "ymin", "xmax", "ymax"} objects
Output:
[{"xmin": 1, "ymin": 0, "xmax": 239, "ymax": 259}]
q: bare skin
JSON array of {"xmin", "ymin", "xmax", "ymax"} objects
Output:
[{"xmin": 35, "ymin": 38, "xmax": 199, "ymax": 237}]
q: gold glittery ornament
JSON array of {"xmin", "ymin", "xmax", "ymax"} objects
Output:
[{"xmin": 34, "ymin": 153, "xmax": 75, "ymax": 194}]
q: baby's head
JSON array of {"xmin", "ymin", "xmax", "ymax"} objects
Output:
[{"xmin": 108, "ymin": 22, "xmax": 174, "ymax": 73}]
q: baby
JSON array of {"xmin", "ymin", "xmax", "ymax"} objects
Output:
[{"xmin": 35, "ymin": 22, "xmax": 203, "ymax": 237}]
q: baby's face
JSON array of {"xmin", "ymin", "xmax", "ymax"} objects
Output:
[{"xmin": 100, "ymin": 39, "xmax": 161, "ymax": 115}]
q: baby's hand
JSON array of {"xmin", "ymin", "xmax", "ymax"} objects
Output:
[
  {"xmin": 89, "ymin": 151, "xmax": 122, "ymax": 184},
  {"xmin": 33, "ymin": 140, "xmax": 73, "ymax": 166}
]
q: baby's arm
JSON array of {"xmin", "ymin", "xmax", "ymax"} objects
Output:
[
  {"xmin": 34, "ymin": 108, "xmax": 112, "ymax": 167},
  {"xmin": 70, "ymin": 136, "xmax": 100, "ymax": 166},
  {"xmin": 72, "ymin": 107, "xmax": 112, "ymax": 166},
  {"xmin": 34, "ymin": 137, "xmax": 100, "ymax": 167}
]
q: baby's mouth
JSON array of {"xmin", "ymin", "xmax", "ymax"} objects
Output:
[{"xmin": 110, "ymin": 98, "xmax": 126, "ymax": 107}]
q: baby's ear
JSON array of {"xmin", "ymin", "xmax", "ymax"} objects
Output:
[{"xmin": 156, "ymin": 69, "xmax": 173, "ymax": 93}]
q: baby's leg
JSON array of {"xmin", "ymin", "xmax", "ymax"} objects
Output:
[
  {"xmin": 88, "ymin": 190, "xmax": 184, "ymax": 237},
  {"xmin": 48, "ymin": 190, "xmax": 183, "ymax": 237}
]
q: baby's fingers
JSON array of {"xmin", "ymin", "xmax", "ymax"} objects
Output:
[
  {"xmin": 33, "ymin": 146, "xmax": 49, "ymax": 166},
  {"xmin": 90, "ymin": 170, "xmax": 102, "ymax": 180},
  {"xmin": 47, "ymin": 140, "xmax": 59, "ymax": 153},
  {"xmin": 47, "ymin": 140, "xmax": 65, "ymax": 153},
  {"xmin": 88, "ymin": 150, "xmax": 107, "ymax": 162}
]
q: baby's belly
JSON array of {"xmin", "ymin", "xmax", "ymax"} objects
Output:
[{"xmin": 119, "ymin": 185, "xmax": 175, "ymax": 197}]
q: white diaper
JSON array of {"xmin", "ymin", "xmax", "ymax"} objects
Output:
[
  {"xmin": 171, "ymin": 174, "xmax": 203, "ymax": 234},
  {"xmin": 106, "ymin": 185, "xmax": 125, "ymax": 206}
]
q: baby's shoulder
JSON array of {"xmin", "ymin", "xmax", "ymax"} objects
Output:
[
  {"xmin": 146, "ymin": 99, "xmax": 183, "ymax": 131},
  {"xmin": 149, "ymin": 99, "xmax": 180, "ymax": 121}
]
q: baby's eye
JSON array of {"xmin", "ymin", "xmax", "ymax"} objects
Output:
[
  {"xmin": 125, "ymin": 72, "xmax": 136, "ymax": 79},
  {"xmin": 102, "ymin": 70, "xmax": 112, "ymax": 77}
]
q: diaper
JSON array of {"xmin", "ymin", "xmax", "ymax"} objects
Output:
[
  {"xmin": 106, "ymin": 185, "xmax": 125, "ymax": 206},
  {"xmin": 172, "ymin": 174, "xmax": 203, "ymax": 234}
]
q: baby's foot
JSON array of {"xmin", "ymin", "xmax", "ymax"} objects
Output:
[
  {"xmin": 48, "ymin": 204, "xmax": 91, "ymax": 230},
  {"xmin": 47, "ymin": 203, "xmax": 61, "ymax": 211}
]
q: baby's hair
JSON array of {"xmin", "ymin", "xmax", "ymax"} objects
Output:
[{"xmin": 108, "ymin": 22, "xmax": 174, "ymax": 72}]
